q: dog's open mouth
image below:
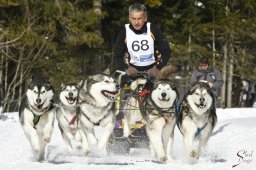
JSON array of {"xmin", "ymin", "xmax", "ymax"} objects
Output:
[
  {"xmin": 195, "ymin": 103, "xmax": 206, "ymax": 109},
  {"xmin": 66, "ymin": 97, "xmax": 76, "ymax": 104},
  {"xmin": 101, "ymin": 90, "xmax": 118, "ymax": 101},
  {"xmin": 158, "ymin": 98, "xmax": 170, "ymax": 102},
  {"xmin": 34, "ymin": 103, "xmax": 44, "ymax": 110}
]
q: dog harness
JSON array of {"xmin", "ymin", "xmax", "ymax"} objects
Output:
[
  {"xmin": 177, "ymin": 101, "xmax": 209, "ymax": 137},
  {"xmin": 28, "ymin": 103, "xmax": 54, "ymax": 128},
  {"xmin": 194, "ymin": 122, "xmax": 208, "ymax": 137},
  {"xmin": 79, "ymin": 101, "xmax": 114, "ymax": 126},
  {"xmin": 139, "ymin": 92, "xmax": 177, "ymax": 119},
  {"xmin": 33, "ymin": 114, "xmax": 40, "ymax": 127},
  {"xmin": 59, "ymin": 106, "xmax": 78, "ymax": 126}
]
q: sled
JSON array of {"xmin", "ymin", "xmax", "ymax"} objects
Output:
[{"xmin": 107, "ymin": 71, "xmax": 151, "ymax": 155}]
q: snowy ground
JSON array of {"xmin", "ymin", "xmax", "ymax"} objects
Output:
[{"xmin": 0, "ymin": 108, "xmax": 256, "ymax": 170}]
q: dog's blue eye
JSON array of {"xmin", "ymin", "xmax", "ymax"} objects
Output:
[
  {"xmin": 33, "ymin": 90, "xmax": 38, "ymax": 94},
  {"xmin": 41, "ymin": 90, "xmax": 45, "ymax": 94}
]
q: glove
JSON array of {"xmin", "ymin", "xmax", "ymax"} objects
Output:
[
  {"xmin": 125, "ymin": 66, "xmax": 138, "ymax": 77},
  {"xmin": 147, "ymin": 66, "xmax": 160, "ymax": 77}
]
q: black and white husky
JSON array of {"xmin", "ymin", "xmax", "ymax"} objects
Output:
[
  {"xmin": 19, "ymin": 77, "xmax": 55, "ymax": 161},
  {"xmin": 78, "ymin": 72, "xmax": 118, "ymax": 155},
  {"xmin": 141, "ymin": 79, "xmax": 179, "ymax": 163},
  {"xmin": 56, "ymin": 83, "xmax": 81, "ymax": 151},
  {"xmin": 177, "ymin": 82, "xmax": 217, "ymax": 160}
]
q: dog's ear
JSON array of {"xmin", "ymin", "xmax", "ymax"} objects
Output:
[
  {"xmin": 61, "ymin": 83, "xmax": 65, "ymax": 90},
  {"xmin": 78, "ymin": 79, "xmax": 87, "ymax": 91},
  {"xmin": 78, "ymin": 80, "xmax": 86, "ymax": 87},
  {"xmin": 102, "ymin": 68, "xmax": 110, "ymax": 75},
  {"xmin": 28, "ymin": 76, "xmax": 33, "ymax": 86},
  {"xmin": 76, "ymin": 84, "xmax": 80, "ymax": 90}
]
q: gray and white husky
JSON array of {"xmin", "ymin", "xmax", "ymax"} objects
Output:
[
  {"xmin": 56, "ymin": 83, "xmax": 82, "ymax": 151},
  {"xmin": 177, "ymin": 82, "xmax": 217, "ymax": 160},
  {"xmin": 78, "ymin": 72, "xmax": 118, "ymax": 155},
  {"xmin": 141, "ymin": 79, "xmax": 179, "ymax": 163},
  {"xmin": 19, "ymin": 77, "xmax": 55, "ymax": 161},
  {"xmin": 123, "ymin": 65, "xmax": 179, "ymax": 163}
]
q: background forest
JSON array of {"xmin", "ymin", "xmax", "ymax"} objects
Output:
[{"xmin": 0, "ymin": 0, "xmax": 256, "ymax": 112}]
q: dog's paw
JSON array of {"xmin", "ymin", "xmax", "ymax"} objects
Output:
[
  {"xmin": 108, "ymin": 136, "xmax": 114, "ymax": 144},
  {"xmin": 76, "ymin": 144, "xmax": 82, "ymax": 150},
  {"xmin": 190, "ymin": 150, "xmax": 199, "ymax": 159},
  {"xmin": 159, "ymin": 156, "xmax": 168, "ymax": 164},
  {"xmin": 83, "ymin": 149, "xmax": 90, "ymax": 156},
  {"xmin": 43, "ymin": 137, "xmax": 51, "ymax": 143}
]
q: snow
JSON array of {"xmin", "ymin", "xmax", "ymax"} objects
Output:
[{"xmin": 1, "ymin": 108, "xmax": 256, "ymax": 170}]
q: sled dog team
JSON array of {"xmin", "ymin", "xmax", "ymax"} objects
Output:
[{"xmin": 19, "ymin": 65, "xmax": 217, "ymax": 163}]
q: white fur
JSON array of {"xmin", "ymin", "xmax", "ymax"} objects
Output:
[
  {"xmin": 56, "ymin": 84, "xmax": 82, "ymax": 151},
  {"xmin": 187, "ymin": 88, "xmax": 212, "ymax": 115},
  {"xmin": 20, "ymin": 86, "xmax": 55, "ymax": 161},
  {"xmin": 146, "ymin": 115, "xmax": 176, "ymax": 163},
  {"xmin": 26, "ymin": 87, "xmax": 54, "ymax": 113},
  {"xmin": 59, "ymin": 85, "xmax": 78, "ymax": 107},
  {"xmin": 146, "ymin": 83, "xmax": 177, "ymax": 163},
  {"xmin": 151, "ymin": 84, "xmax": 177, "ymax": 109},
  {"xmin": 180, "ymin": 85, "xmax": 216, "ymax": 160},
  {"xmin": 78, "ymin": 74, "xmax": 117, "ymax": 156},
  {"xmin": 124, "ymin": 81, "xmax": 177, "ymax": 163}
]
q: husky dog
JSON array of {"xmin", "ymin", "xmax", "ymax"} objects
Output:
[
  {"xmin": 19, "ymin": 77, "xmax": 55, "ymax": 161},
  {"xmin": 78, "ymin": 72, "xmax": 118, "ymax": 155},
  {"xmin": 177, "ymin": 82, "xmax": 217, "ymax": 159},
  {"xmin": 141, "ymin": 79, "xmax": 179, "ymax": 163},
  {"xmin": 56, "ymin": 83, "xmax": 81, "ymax": 150},
  {"xmin": 123, "ymin": 65, "xmax": 179, "ymax": 163}
]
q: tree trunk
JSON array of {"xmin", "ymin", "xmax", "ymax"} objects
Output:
[
  {"xmin": 18, "ymin": 62, "xmax": 24, "ymax": 109},
  {"xmin": 212, "ymin": 29, "xmax": 216, "ymax": 66},
  {"xmin": 221, "ymin": 42, "xmax": 227, "ymax": 108},
  {"xmin": 93, "ymin": 0, "xmax": 103, "ymax": 72},
  {"xmin": 227, "ymin": 42, "xmax": 234, "ymax": 108},
  {"xmin": 188, "ymin": 27, "xmax": 192, "ymax": 70},
  {"xmin": 0, "ymin": 50, "xmax": 3, "ymax": 114}
]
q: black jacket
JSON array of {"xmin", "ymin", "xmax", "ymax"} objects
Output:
[{"xmin": 114, "ymin": 22, "xmax": 171, "ymax": 71}]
